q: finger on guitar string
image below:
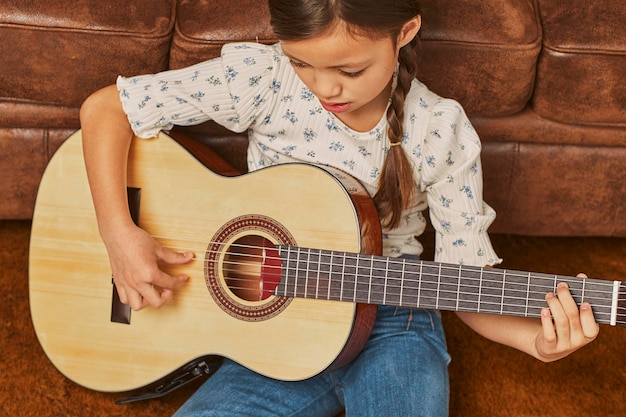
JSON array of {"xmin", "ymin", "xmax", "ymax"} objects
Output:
[
  {"xmin": 129, "ymin": 282, "xmax": 175, "ymax": 311},
  {"xmin": 541, "ymin": 279, "xmax": 599, "ymax": 351}
]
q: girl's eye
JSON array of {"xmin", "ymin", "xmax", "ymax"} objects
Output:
[
  {"xmin": 289, "ymin": 60, "xmax": 308, "ymax": 68},
  {"xmin": 341, "ymin": 70, "xmax": 365, "ymax": 78},
  {"xmin": 289, "ymin": 59, "xmax": 364, "ymax": 78}
]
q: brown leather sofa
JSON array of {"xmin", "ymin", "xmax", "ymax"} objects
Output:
[
  {"xmin": 2, "ymin": 1, "xmax": 626, "ymax": 416},
  {"xmin": 2, "ymin": 0, "xmax": 625, "ymax": 238}
]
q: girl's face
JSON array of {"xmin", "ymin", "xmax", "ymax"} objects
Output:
[{"xmin": 280, "ymin": 18, "xmax": 420, "ymax": 133}]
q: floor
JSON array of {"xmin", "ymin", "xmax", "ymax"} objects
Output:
[{"xmin": 2, "ymin": 220, "xmax": 625, "ymax": 416}]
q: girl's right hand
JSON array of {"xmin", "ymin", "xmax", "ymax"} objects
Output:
[
  {"xmin": 80, "ymin": 85, "xmax": 192, "ymax": 311},
  {"xmin": 80, "ymin": 85, "xmax": 193, "ymax": 311},
  {"xmin": 104, "ymin": 224, "xmax": 193, "ymax": 311}
]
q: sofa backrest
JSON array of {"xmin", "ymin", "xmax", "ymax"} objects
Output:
[{"xmin": 2, "ymin": 0, "xmax": 624, "ymax": 129}]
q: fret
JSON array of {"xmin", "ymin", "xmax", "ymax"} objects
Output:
[
  {"xmin": 296, "ymin": 247, "xmax": 308, "ymax": 298},
  {"xmin": 527, "ymin": 273, "xmax": 555, "ymax": 314},
  {"xmin": 611, "ymin": 281, "xmax": 619, "ymax": 326},
  {"xmin": 367, "ymin": 256, "xmax": 373, "ymax": 304},
  {"xmin": 339, "ymin": 252, "xmax": 345, "ymax": 301},
  {"xmin": 477, "ymin": 269, "xmax": 506, "ymax": 315},
  {"xmin": 327, "ymin": 250, "xmax": 333, "ymax": 301},
  {"xmin": 350, "ymin": 253, "xmax": 357, "ymax": 302},
  {"xmin": 452, "ymin": 264, "xmax": 481, "ymax": 312},
  {"xmin": 343, "ymin": 250, "xmax": 361, "ymax": 301},
  {"xmin": 305, "ymin": 248, "xmax": 318, "ymax": 299},
  {"xmin": 412, "ymin": 262, "xmax": 440, "ymax": 310},
  {"xmin": 292, "ymin": 247, "xmax": 300, "ymax": 297},
  {"xmin": 366, "ymin": 256, "xmax": 387, "ymax": 305},
  {"xmin": 395, "ymin": 259, "xmax": 419, "ymax": 308},
  {"xmin": 525, "ymin": 272, "xmax": 531, "ymax": 317},
  {"xmin": 353, "ymin": 254, "xmax": 368, "ymax": 304},
  {"xmin": 383, "ymin": 257, "xmax": 389, "ymax": 305},
  {"xmin": 455, "ymin": 265, "xmax": 461, "ymax": 312},
  {"xmin": 581, "ymin": 277, "xmax": 586, "ymax": 303},
  {"xmin": 303, "ymin": 248, "xmax": 309, "ymax": 299},
  {"xmin": 501, "ymin": 272, "xmax": 535, "ymax": 316},
  {"xmin": 417, "ymin": 262, "xmax": 423, "ymax": 308},
  {"xmin": 284, "ymin": 246, "xmax": 293, "ymax": 296},
  {"xmin": 275, "ymin": 247, "xmax": 284, "ymax": 296},
  {"xmin": 500, "ymin": 270, "xmax": 506, "ymax": 315},
  {"xmin": 293, "ymin": 247, "xmax": 300, "ymax": 298},
  {"xmin": 578, "ymin": 278, "xmax": 614, "ymax": 324},
  {"xmin": 339, "ymin": 252, "xmax": 346, "ymax": 302},
  {"xmin": 477, "ymin": 268, "xmax": 483, "ymax": 313},
  {"xmin": 393, "ymin": 258, "xmax": 406, "ymax": 305},
  {"xmin": 383, "ymin": 257, "xmax": 402, "ymax": 306},
  {"xmin": 436, "ymin": 264, "xmax": 442, "ymax": 310},
  {"xmin": 285, "ymin": 248, "xmax": 297, "ymax": 297},
  {"xmin": 399, "ymin": 259, "xmax": 406, "ymax": 306},
  {"xmin": 353, "ymin": 254, "xmax": 360, "ymax": 303},
  {"xmin": 315, "ymin": 248, "xmax": 321, "ymax": 299},
  {"xmin": 335, "ymin": 251, "xmax": 356, "ymax": 303},
  {"xmin": 435, "ymin": 264, "xmax": 462, "ymax": 311},
  {"xmin": 316, "ymin": 250, "xmax": 332, "ymax": 299},
  {"xmin": 352, "ymin": 253, "xmax": 373, "ymax": 305}
]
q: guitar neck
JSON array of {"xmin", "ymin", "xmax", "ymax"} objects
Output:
[{"xmin": 273, "ymin": 246, "xmax": 625, "ymax": 327}]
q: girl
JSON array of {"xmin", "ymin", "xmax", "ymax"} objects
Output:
[{"xmin": 79, "ymin": 0, "xmax": 599, "ymax": 415}]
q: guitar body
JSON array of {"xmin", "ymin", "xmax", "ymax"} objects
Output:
[{"xmin": 29, "ymin": 130, "xmax": 381, "ymax": 392}]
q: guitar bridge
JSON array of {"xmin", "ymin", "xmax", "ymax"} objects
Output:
[
  {"xmin": 110, "ymin": 279, "xmax": 131, "ymax": 324},
  {"xmin": 110, "ymin": 187, "xmax": 142, "ymax": 324}
]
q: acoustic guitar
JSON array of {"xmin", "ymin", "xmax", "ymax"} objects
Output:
[{"xmin": 29, "ymin": 130, "xmax": 625, "ymax": 394}]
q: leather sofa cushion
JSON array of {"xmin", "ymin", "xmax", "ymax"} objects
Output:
[
  {"xmin": 0, "ymin": 0, "xmax": 175, "ymax": 110},
  {"xmin": 419, "ymin": 0, "xmax": 541, "ymax": 117},
  {"xmin": 172, "ymin": 0, "xmax": 541, "ymax": 118},
  {"xmin": 170, "ymin": 0, "xmax": 275, "ymax": 69},
  {"xmin": 533, "ymin": 0, "xmax": 626, "ymax": 126}
]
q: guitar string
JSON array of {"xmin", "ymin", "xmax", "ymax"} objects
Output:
[
  {"xmin": 215, "ymin": 267, "xmax": 626, "ymax": 317},
  {"xmin": 156, "ymin": 243, "xmax": 626, "ymax": 324},
  {"xmin": 152, "ymin": 239, "xmax": 626, "ymax": 312},
  {"xmin": 212, "ymin": 267, "xmax": 626, "ymax": 325},
  {"xmin": 215, "ymin": 260, "xmax": 626, "ymax": 317},
  {"xmin": 157, "ymin": 238, "xmax": 622, "ymax": 296},
  {"xmin": 170, "ymin": 239, "xmax": 619, "ymax": 278}
]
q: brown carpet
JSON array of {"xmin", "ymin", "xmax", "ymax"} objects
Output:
[{"xmin": 1, "ymin": 219, "xmax": 625, "ymax": 416}]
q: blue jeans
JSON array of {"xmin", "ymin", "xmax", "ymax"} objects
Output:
[{"xmin": 173, "ymin": 305, "xmax": 451, "ymax": 417}]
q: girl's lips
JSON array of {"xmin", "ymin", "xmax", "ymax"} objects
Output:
[{"xmin": 320, "ymin": 101, "xmax": 351, "ymax": 113}]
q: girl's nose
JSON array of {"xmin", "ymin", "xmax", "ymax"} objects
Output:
[{"xmin": 314, "ymin": 71, "xmax": 342, "ymax": 99}]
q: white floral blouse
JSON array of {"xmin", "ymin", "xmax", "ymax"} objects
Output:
[{"xmin": 117, "ymin": 42, "xmax": 501, "ymax": 267}]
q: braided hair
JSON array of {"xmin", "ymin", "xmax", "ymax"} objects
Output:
[{"xmin": 268, "ymin": 0, "xmax": 422, "ymax": 229}]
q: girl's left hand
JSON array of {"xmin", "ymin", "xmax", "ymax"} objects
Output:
[{"xmin": 535, "ymin": 275, "xmax": 600, "ymax": 362}]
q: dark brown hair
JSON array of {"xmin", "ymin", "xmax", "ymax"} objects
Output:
[{"xmin": 268, "ymin": 0, "xmax": 421, "ymax": 229}]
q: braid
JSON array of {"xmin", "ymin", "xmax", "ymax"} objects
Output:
[
  {"xmin": 373, "ymin": 38, "xmax": 419, "ymax": 229},
  {"xmin": 267, "ymin": 0, "xmax": 423, "ymax": 229}
]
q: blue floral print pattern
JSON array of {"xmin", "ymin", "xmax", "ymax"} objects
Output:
[{"xmin": 117, "ymin": 42, "xmax": 500, "ymax": 267}]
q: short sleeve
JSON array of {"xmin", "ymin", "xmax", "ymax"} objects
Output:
[{"xmin": 116, "ymin": 43, "xmax": 280, "ymax": 138}]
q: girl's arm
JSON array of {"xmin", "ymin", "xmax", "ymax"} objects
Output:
[
  {"xmin": 417, "ymin": 99, "xmax": 599, "ymax": 361},
  {"xmin": 456, "ymin": 277, "xmax": 600, "ymax": 362},
  {"xmin": 79, "ymin": 85, "xmax": 192, "ymax": 311}
]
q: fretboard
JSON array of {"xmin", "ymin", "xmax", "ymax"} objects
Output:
[{"xmin": 273, "ymin": 246, "xmax": 624, "ymax": 327}]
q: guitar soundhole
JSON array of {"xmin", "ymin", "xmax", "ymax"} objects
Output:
[
  {"xmin": 223, "ymin": 235, "xmax": 281, "ymax": 302},
  {"xmin": 205, "ymin": 215, "xmax": 295, "ymax": 322}
]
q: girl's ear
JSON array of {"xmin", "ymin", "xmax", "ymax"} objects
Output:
[{"xmin": 397, "ymin": 15, "xmax": 421, "ymax": 48}]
